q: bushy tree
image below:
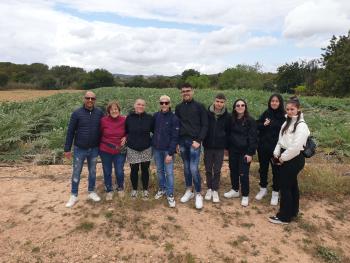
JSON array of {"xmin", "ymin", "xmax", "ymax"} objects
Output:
[
  {"xmin": 0, "ymin": 72, "xmax": 9, "ymax": 88},
  {"xmin": 82, "ymin": 69, "xmax": 115, "ymax": 89},
  {"xmin": 276, "ymin": 62, "xmax": 304, "ymax": 93},
  {"xmin": 320, "ymin": 31, "xmax": 350, "ymax": 96},
  {"xmin": 186, "ymin": 75, "xmax": 210, "ymax": 89},
  {"xmin": 218, "ymin": 64, "xmax": 263, "ymax": 90}
]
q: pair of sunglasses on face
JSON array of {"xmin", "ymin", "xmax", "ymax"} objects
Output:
[
  {"xmin": 85, "ymin": 97, "xmax": 96, "ymax": 101},
  {"xmin": 159, "ymin": 101, "xmax": 170, "ymax": 105}
]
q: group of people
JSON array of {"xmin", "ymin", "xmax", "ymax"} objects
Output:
[{"xmin": 64, "ymin": 83, "xmax": 310, "ymax": 225}]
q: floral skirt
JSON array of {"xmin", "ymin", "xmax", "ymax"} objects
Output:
[{"xmin": 126, "ymin": 147, "xmax": 152, "ymax": 164}]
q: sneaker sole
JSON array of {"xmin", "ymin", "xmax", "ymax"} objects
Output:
[
  {"xmin": 180, "ymin": 194, "xmax": 194, "ymax": 203},
  {"xmin": 268, "ymin": 219, "xmax": 289, "ymax": 225}
]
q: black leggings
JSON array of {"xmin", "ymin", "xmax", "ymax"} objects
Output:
[
  {"xmin": 130, "ymin": 161, "xmax": 150, "ymax": 190},
  {"xmin": 276, "ymin": 153, "xmax": 305, "ymax": 222}
]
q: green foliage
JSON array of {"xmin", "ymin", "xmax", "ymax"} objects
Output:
[
  {"xmin": 0, "ymin": 72, "xmax": 9, "ymax": 87},
  {"xmin": 320, "ymin": 31, "xmax": 350, "ymax": 97},
  {"xmin": 82, "ymin": 69, "xmax": 115, "ymax": 89},
  {"xmin": 316, "ymin": 245, "xmax": 341, "ymax": 263},
  {"xmin": 0, "ymin": 62, "xmax": 115, "ymax": 90},
  {"xmin": 186, "ymin": 75, "xmax": 210, "ymax": 89},
  {"xmin": 218, "ymin": 64, "xmax": 264, "ymax": 90},
  {"xmin": 276, "ymin": 61, "xmax": 305, "ymax": 93},
  {"xmin": 0, "ymin": 87, "xmax": 350, "ymax": 163}
]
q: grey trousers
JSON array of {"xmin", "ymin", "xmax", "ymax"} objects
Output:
[{"xmin": 204, "ymin": 148, "xmax": 224, "ymax": 191}]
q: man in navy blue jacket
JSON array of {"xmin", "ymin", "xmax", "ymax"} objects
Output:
[
  {"xmin": 64, "ymin": 91, "xmax": 104, "ymax": 208},
  {"xmin": 152, "ymin": 95, "xmax": 179, "ymax": 207}
]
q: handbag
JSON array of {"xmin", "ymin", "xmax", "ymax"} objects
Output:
[
  {"xmin": 302, "ymin": 136, "xmax": 316, "ymax": 158},
  {"xmin": 297, "ymin": 121, "xmax": 317, "ymax": 158}
]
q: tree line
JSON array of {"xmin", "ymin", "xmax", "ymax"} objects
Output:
[{"xmin": 0, "ymin": 31, "xmax": 349, "ymax": 97}]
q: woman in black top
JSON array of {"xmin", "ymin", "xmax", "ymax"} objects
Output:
[
  {"xmin": 125, "ymin": 99, "xmax": 154, "ymax": 199},
  {"xmin": 255, "ymin": 94, "xmax": 285, "ymax": 206},
  {"xmin": 224, "ymin": 99, "xmax": 257, "ymax": 207}
]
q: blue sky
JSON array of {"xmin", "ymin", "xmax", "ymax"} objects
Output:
[{"xmin": 0, "ymin": 0, "xmax": 349, "ymax": 75}]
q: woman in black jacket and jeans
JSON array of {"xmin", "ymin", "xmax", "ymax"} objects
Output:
[
  {"xmin": 224, "ymin": 99, "xmax": 257, "ymax": 207},
  {"xmin": 255, "ymin": 94, "xmax": 285, "ymax": 205}
]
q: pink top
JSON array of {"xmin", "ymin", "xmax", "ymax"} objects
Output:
[{"xmin": 99, "ymin": 115, "xmax": 126, "ymax": 154}]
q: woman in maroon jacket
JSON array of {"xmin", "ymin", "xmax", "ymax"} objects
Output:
[{"xmin": 99, "ymin": 101, "xmax": 127, "ymax": 201}]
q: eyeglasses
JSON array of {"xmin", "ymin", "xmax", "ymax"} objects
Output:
[
  {"xmin": 181, "ymin": 89, "xmax": 192, "ymax": 94},
  {"xmin": 85, "ymin": 97, "xmax": 96, "ymax": 101},
  {"xmin": 236, "ymin": 104, "xmax": 245, "ymax": 108},
  {"xmin": 159, "ymin": 101, "xmax": 170, "ymax": 105}
]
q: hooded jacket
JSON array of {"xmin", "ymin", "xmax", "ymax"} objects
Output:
[
  {"xmin": 203, "ymin": 104, "xmax": 230, "ymax": 149},
  {"xmin": 257, "ymin": 107, "xmax": 285, "ymax": 152}
]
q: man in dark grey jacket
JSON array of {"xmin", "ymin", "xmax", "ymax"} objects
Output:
[
  {"xmin": 203, "ymin": 93, "xmax": 230, "ymax": 203},
  {"xmin": 65, "ymin": 91, "xmax": 104, "ymax": 208}
]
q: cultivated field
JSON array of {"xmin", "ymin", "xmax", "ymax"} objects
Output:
[{"xmin": 0, "ymin": 88, "xmax": 350, "ymax": 262}]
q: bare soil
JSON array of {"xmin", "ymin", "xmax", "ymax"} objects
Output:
[
  {"xmin": 0, "ymin": 162, "xmax": 349, "ymax": 263},
  {"xmin": 0, "ymin": 90, "xmax": 83, "ymax": 102}
]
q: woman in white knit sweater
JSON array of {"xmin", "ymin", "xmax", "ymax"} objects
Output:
[{"xmin": 269, "ymin": 96, "xmax": 310, "ymax": 225}]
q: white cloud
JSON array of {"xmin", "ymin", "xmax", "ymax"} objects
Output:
[
  {"xmin": 0, "ymin": 0, "xmax": 280, "ymax": 75},
  {"xmin": 283, "ymin": 0, "xmax": 350, "ymax": 47},
  {"xmin": 0, "ymin": 0, "xmax": 349, "ymax": 74}
]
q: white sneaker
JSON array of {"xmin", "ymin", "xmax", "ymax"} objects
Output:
[
  {"xmin": 65, "ymin": 195, "xmax": 78, "ymax": 208},
  {"xmin": 154, "ymin": 190, "xmax": 165, "ymax": 200},
  {"xmin": 167, "ymin": 195, "xmax": 176, "ymax": 208},
  {"xmin": 180, "ymin": 189, "xmax": 194, "ymax": 203},
  {"xmin": 224, "ymin": 189, "xmax": 240, "ymax": 198},
  {"xmin": 106, "ymin": 192, "xmax": 113, "ymax": 201},
  {"xmin": 212, "ymin": 191, "xmax": 220, "ymax": 203},
  {"xmin": 204, "ymin": 189, "xmax": 212, "ymax": 201},
  {"xmin": 117, "ymin": 190, "xmax": 125, "ymax": 198},
  {"xmin": 88, "ymin": 192, "xmax": 101, "ymax": 202},
  {"xmin": 143, "ymin": 190, "xmax": 149, "ymax": 199},
  {"xmin": 131, "ymin": 190, "xmax": 138, "ymax": 198},
  {"xmin": 241, "ymin": 196, "xmax": 249, "ymax": 207},
  {"xmin": 255, "ymin": 187, "xmax": 267, "ymax": 200},
  {"xmin": 195, "ymin": 193, "xmax": 203, "ymax": 209},
  {"xmin": 270, "ymin": 191, "xmax": 279, "ymax": 206}
]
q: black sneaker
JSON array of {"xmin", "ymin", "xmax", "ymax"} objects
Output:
[{"xmin": 268, "ymin": 216, "xmax": 289, "ymax": 225}]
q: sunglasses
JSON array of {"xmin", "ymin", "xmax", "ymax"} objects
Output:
[
  {"xmin": 85, "ymin": 97, "xmax": 96, "ymax": 101},
  {"xmin": 159, "ymin": 101, "xmax": 170, "ymax": 105},
  {"xmin": 236, "ymin": 104, "xmax": 245, "ymax": 108},
  {"xmin": 181, "ymin": 89, "xmax": 192, "ymax": 94}
]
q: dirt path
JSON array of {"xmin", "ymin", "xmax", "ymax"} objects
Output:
[{"xmin": 0, "ymin": 164, "xmax": 349, "ymax": 263}]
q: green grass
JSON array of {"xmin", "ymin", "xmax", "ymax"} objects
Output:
[
  {"xmin": 1, "ymin": 86, "xmax": 350, "ymax": 163},
  {"xmin": 316, "ymin": 245, "xmax": 341, "ymax": 263}
]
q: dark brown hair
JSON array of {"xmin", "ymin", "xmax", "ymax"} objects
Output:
[
  {"xmin": 281, "ymin": 96, "xmax": 301, "ymax": 134},
  {"xmin": 232, "ymin": 98, "xmax": 250, "ymax": 124}
]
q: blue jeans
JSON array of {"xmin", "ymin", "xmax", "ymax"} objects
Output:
[
  {"xmin": 100, "ymin": 150, "xmax": 126, "ymax": 192},
  {"xmin": 179, "ymin": 139, "xmax": 202, "ymax": 193},
  {"xmin": 153, "ymin": 149, "xmax": 175, "ymax": 196},
  {"xmin": 71, "ymin": 146, "xmax": 99, "ymax": 196}
]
